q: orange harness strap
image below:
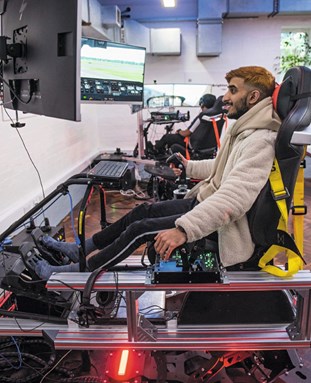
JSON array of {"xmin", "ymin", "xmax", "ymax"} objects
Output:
[
  {"xmin": 183, "ymin": 136, "xmax": 191, "ymax": 160},
  {"xmin": 211, "ymin": 118, "xmax": 221, "ymax": 149},
  {"xmin": 184, "ymin": 114, "xmax": 226, "ymax": 159}
]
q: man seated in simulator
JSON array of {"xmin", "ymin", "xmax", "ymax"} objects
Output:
[
  {"xmin": 154, "ymin": 93, "xmax": 216, "ymax": 156},
  {"xmin": 34, "ymin": 66, "xmax": 281, "ymax": 280}
]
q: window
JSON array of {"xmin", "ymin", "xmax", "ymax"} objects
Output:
[{"xmin": 278, "ymin": 30, "xmax": 311, "ymax": 74}]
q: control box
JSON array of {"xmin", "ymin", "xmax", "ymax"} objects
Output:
[{"xmin": 151, "ymin": 249, "xmax": 222, "ymax": 284}]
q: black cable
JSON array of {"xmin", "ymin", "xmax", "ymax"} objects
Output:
[
  {"xmin": 79, "ymin": 264, "xmax": 149, "ymax": 325},
  {"xmin": 81, "ymin": 267, "xmax": 106, "ymax": 308},
  {"xmin": 89, "ymin": 363, "xmax": 99, "ymax": 377},
  {"xmin": 0, "ymin": 353, "xmax": 73, "ymax": 382},
  {"xmin": 2, "ymin": 102, "xmax": 15, "ymax": 124},
  {"xmin": 1, "ymin": 102, "xmax": 47, "ymax": 225},
  {"xmin": 0, "ymin": 307, "xmax": 68, "ymax": 327},
  {"xmin": 0, "ymin": 337, "xmax": 57, "ymax": 383},
  {"xmin": 14, "ymin": 127, "xmax": 46, "ymax": 200},
  {"xmin": 0, "ymin": 338, "xmax": 108, "ymax": 382},
  {"xmin": 52, "ymin": 279, "xmax": 84, "ymax": 294},
  {"xmin": 0, "ymin": 73, "xmax": 33, "ymax": 105},
  {"xmin": 78, "ymin": 267, "xmax": 124, "ymax": 327}
]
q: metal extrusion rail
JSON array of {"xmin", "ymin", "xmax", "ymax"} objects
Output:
[
  {"xmin": 1, "ymin": 270, "xmax": 311, "ymax": 351},
  {"xmin": 42, "ymin": 269, "xmax": 311, "ymax": 351}
]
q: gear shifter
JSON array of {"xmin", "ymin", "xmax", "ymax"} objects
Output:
[{"xmin": 166, "ymin": 153, "xmax": 188, "ymax": 198}]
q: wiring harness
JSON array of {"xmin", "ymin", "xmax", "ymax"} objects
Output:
[{"xmin": 0, "ymin": 337, "xmax": 106, "ymax": 382}]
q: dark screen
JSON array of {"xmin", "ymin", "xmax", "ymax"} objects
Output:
[{"xmin": 0, "ymin": 0, "xmax": 81, "ymax": 121}]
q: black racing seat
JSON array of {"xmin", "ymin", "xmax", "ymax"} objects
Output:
[
  {"xmin": 170, "ymin": 96, "xmax": 227, "ymax": 160},
  {"xmin": 230, "ymin": 65, "xmax": 311, "ymax": 271},
  {"xmin": 179, "ymin": 66, "xmax": 311, "ymax": 326}
]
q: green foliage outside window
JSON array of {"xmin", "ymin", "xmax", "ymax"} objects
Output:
[{"xmin": 275, "ymin": 31, "xmax": 311, "ymax": 74}]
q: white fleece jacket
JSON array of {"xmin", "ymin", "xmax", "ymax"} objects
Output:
[{"xmin": 175, "ymin": 97, "xmax": 281, "ymax": 267}]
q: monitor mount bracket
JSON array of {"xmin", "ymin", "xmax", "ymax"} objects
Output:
[{"xmin": 0, "ymin": 35, "xmax": 26, "ymax": 63}]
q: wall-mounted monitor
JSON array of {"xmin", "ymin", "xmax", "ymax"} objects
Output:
[
  {"xmin": 81, "ymin": 37, "xmax": 146, "ymax": 105},
  {"xmin": 0, "ymin": 0, "xmax": 82, "ymax": 122}
]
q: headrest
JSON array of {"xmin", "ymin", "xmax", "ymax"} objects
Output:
[
  {"xmin": 273, "ymin": 66, "xmax": 311, "ymax": 122},
  {"xmin": 274, "ymin": 66, "xmax": 311, "ymax": 155},
  {"xmin": 202, "ymin": 95, "xmax": 226, "ymax": 117},
  {"xmin": 199, "ymin": 93, "xmax": 216, "ymax": 109}
]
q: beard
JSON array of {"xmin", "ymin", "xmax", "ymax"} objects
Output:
[{"xmin": 227, "ymin": 96, "xmax": 249, "ymax": 120}]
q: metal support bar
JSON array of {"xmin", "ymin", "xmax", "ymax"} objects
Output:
[
  {"xmin": 36, "ymin": 270, "xmax": 311, "ymax": 350},
  {"xmin": 125, "ymin": 291, "xmax": 139, "ymax": 342},
  {"xmin": 0, "ymin": 175, "xmax": 108, "ymax": 244},
  {"xmin": 291, "ymin": 289, "xmax": 311, "ymax": 341}
]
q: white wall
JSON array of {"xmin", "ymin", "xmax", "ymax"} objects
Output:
[
  {"xmin": 143, "ymin": 15, "xmax": 311, "ymax": 85},
  {"xmin": 0, "ymin": 14, "xmax": 310, "ymax": 235},
  {"xmin": 0, "ymin": 103, "xmax": 139, "ymax": 234}
]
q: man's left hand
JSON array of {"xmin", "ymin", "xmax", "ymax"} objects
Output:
[{"xmin": 154, "ymin": 228, "xmax": 187, "ymax": 261}]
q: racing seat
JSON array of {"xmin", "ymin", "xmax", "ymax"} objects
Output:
[
  {"xmin": 170, "ymin": 96, "xmax": 227, "ymax": 160},
  {"xmin": 178, "ymin": 66, "xmax": 311, "ymax": 325},
  {"xmin": 238, "ymin": 65, "xmax": 311, "ymax": 271}
]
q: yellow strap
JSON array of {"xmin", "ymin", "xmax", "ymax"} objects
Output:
[
  {"xmin": 259, "ymin": 244, "xmax": 302, "ymax": 277},
  {"xmin": 258, "ymin": 158, "xmax": 303, "ymax": 277},
  {"xmin": 269, "ymin": 158, "xmax": 288, "ymax": 228},
  {"xmin": 292, "ymin": 149, "xmax": 306, "ymax": 255}
]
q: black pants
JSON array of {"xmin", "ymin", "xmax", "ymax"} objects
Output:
[
  {"xmin": 88, "ymin": 198, "xmax": 198, "ymax": 270},
  {"xmin": 155, "ymin": 133, "xmax": 186, "ymax": 154}
]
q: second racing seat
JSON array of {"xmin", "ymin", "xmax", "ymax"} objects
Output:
[{"xmin": 170, "ymin": 96, "xmax": 227, "ymax": 160}]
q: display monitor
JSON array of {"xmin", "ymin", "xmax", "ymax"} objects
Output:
[
  {"xmin": 81, "ymin": 37, "xmax": 146, "ymax": 105},
  {"xmin": 0, "ymin": 0, "xmax": 81, "ymax": 121}
]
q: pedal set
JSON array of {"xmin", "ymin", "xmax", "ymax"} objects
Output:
[{"xmin": 19, "ymin": 242, "xmax": 45, "ymax": 280}]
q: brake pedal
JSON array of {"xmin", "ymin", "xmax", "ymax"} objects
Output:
[{"xmin": 19, "ymin": 242, "xmax": 43, "ymax": 280}]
